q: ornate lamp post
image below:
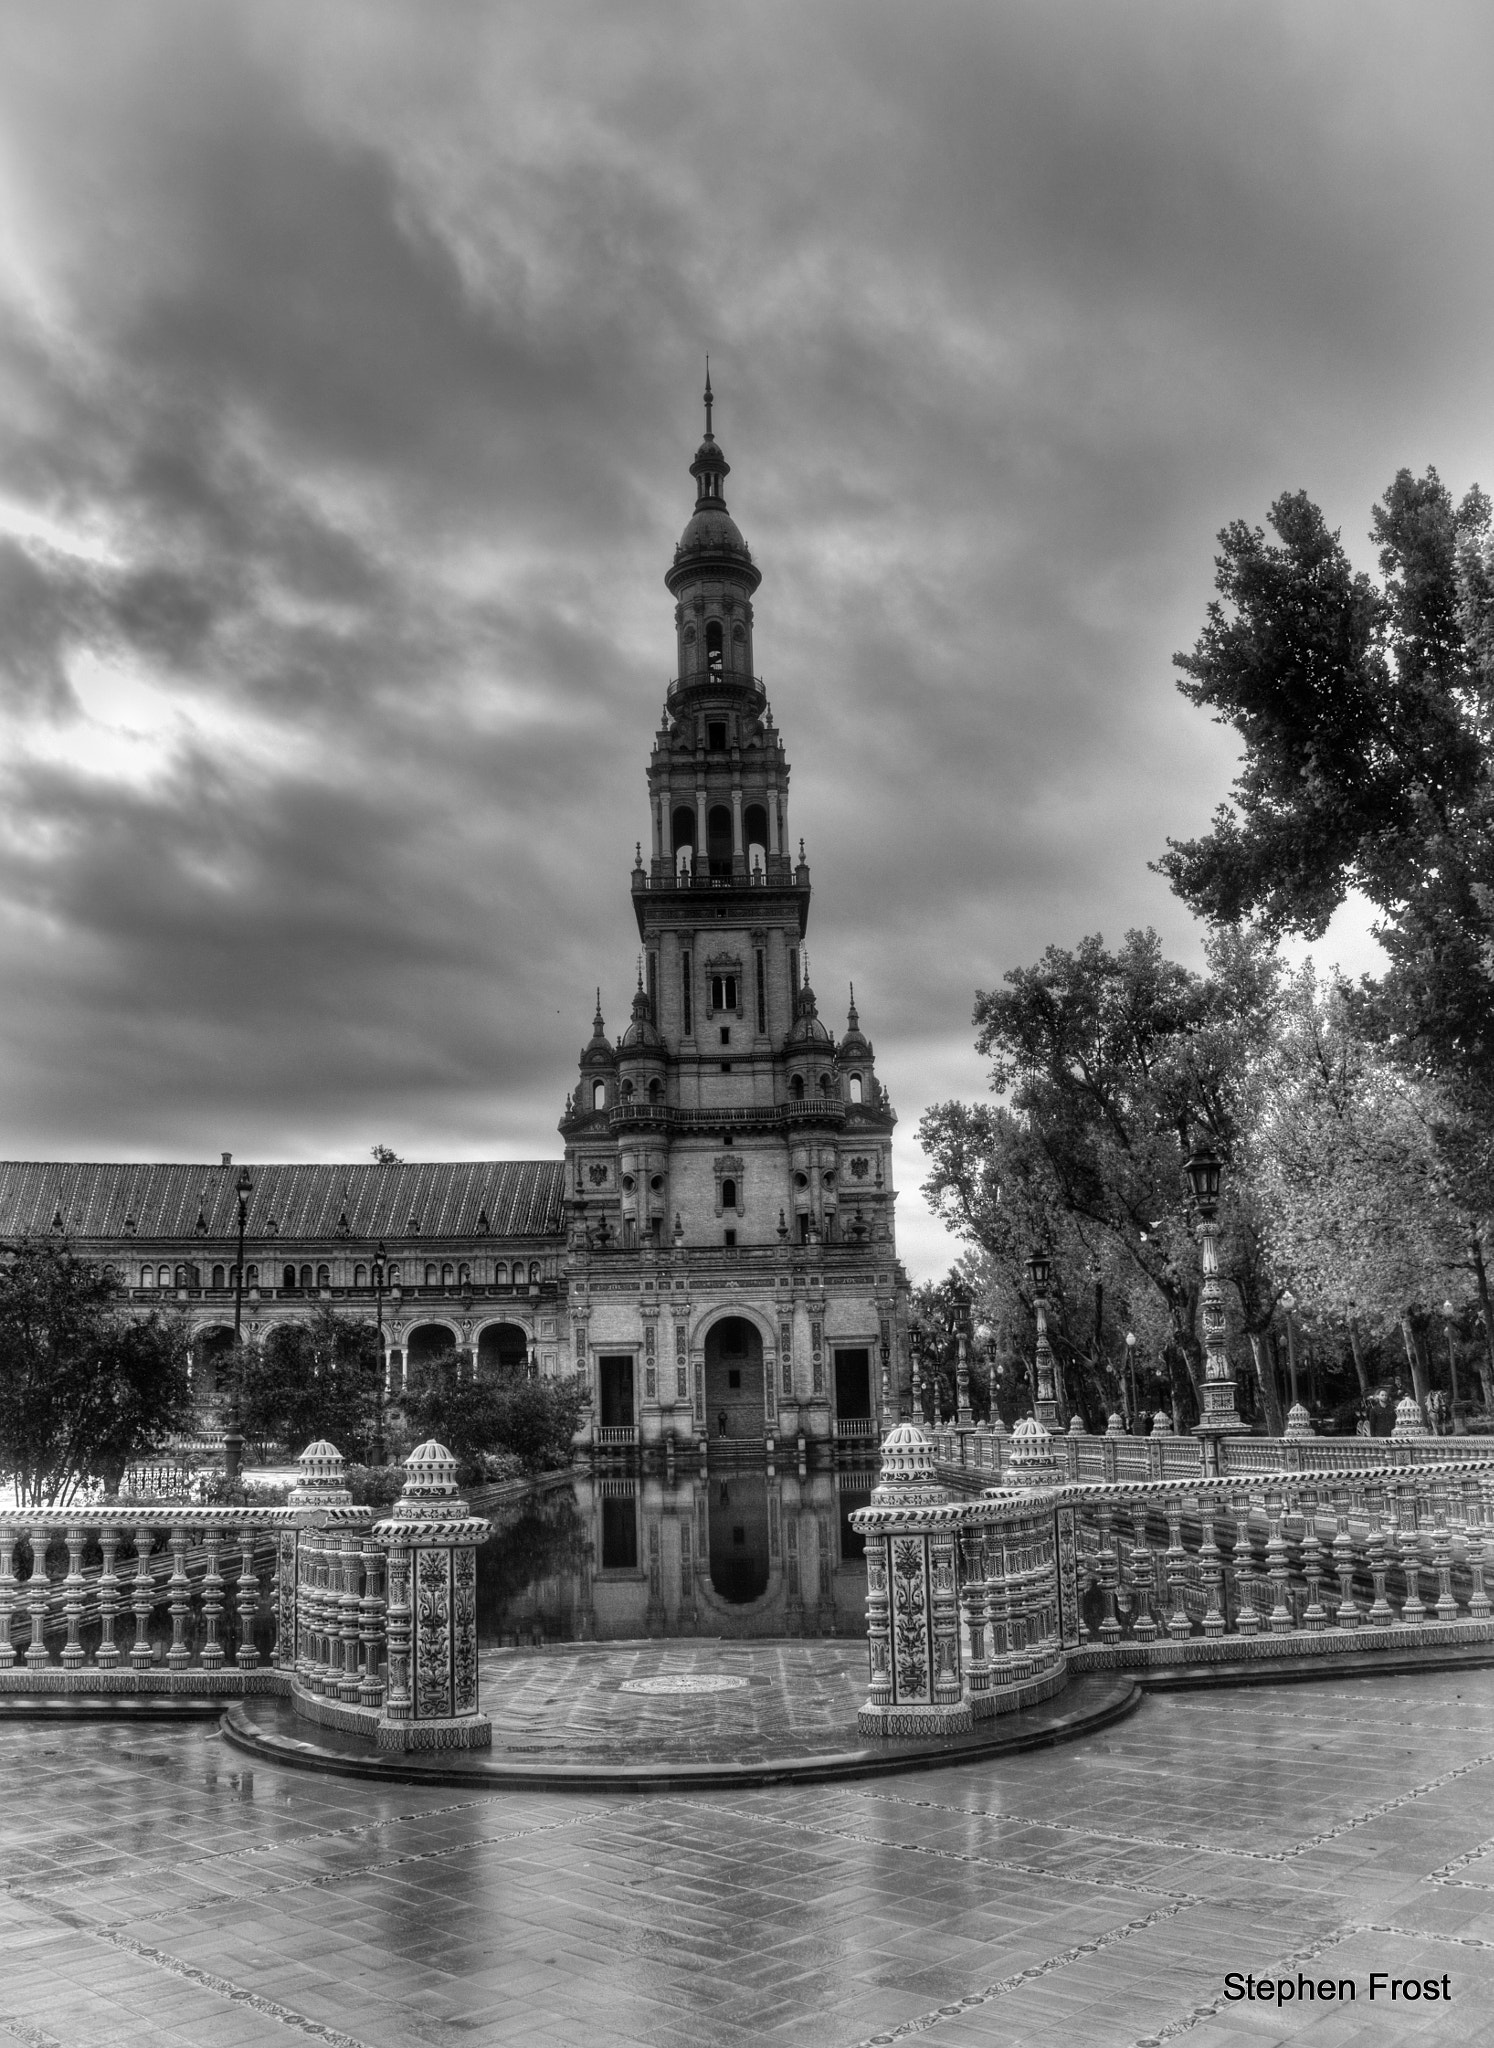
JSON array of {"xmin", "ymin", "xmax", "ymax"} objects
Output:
[
  {"xmin": 1124, "ymin": 1330, "xmax": 1138, "ymax": 1432},
  {"xmin": 1184, "ymin": 1141, "xmax": 1246, "ymax": 1471},
  {"xmin": 910, "ymin": 1331, "xmax": 924, "ymax": 1424},
  {"xmin": 1279, "ymin": 1289, "xmax": 1300, "ymax": 1410},
  {"xmin": 225, "ymin": 1166, "xmax": 253, "ymax": 1484},
  {"xmin": 1024, "ymin": 1248, "xmax": 1059, "ymax": 1427},
  {"xmin": 1442, "ymin": 1300, "xmax": 1464, "ymax": 1434},
  {"xmin": 952, "ymin": 1277, "xmax": 973, "ymax": 1429},
  {"xmin": 372, "ymin": 1239, "xmax": 389, "ymax": 1464}
]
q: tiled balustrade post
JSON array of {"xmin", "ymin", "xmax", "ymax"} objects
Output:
[
  {"xmin": 373, "ymin": 1440, "xmax": 492, "ymax": 1752},
  {"xmin": 26, "ymin": 1527, "xmax": 50, "ymax": 1667},
  {"xmin": 97, "ymin": 1525, "xmax": 122, "ymax": 1668},
  {"xmin": 284, "ymin": 1440, "xmax": 383, "ymax": 1726},
  {"xmin": 0, "ymin": 1524, "xmax": 15, "ymax": 1666},
  {"xmin": 1466, "ymin": 1478, "xmax": 1490, "ymax": 1619},
  {"xmin": 849, "ymin": 1424, "xmax": 972, "ymax": 1736},
  {"xmin": 61, "ymin": 1525, "xmax": 86, "ymax": 1670}
]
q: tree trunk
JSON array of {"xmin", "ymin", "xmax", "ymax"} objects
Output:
[
  {"xmin": 1345, "ymin": 1320, "xmax": 1370, "ymax": 1401},
  {"xmin": 1400, "ymin": 1314, "xmax": 1431, "ymax": 1421},
  {"xmin": 1470, "ymin": 1234, "xmax": 1494, "ymax": 1411},
  {"xmin": 1248, "ymin": 1333, "xmax": 1285, "ymax": 1436}
]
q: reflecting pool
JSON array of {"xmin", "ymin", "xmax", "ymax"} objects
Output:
[{"xmin": 476, "ymin": 1462, "xmax": 874, "ymax": 1645}]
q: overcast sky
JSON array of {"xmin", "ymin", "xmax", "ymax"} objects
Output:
[{"xmin": 1, "ymin": 3, "xmax": 1491, "ymax": 1280}]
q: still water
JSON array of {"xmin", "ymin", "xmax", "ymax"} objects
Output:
[{"xmin": 475, "ymin": 1463, "xmax": 873, "ymax": 1645}]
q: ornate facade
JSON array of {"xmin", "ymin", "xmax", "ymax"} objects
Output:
[{"xmin": 0, "ymin": 381, "xmax": 910, "ymax": 1451}]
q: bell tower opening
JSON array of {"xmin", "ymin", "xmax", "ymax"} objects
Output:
[{"xmin": 706, "ymin": 619, "xmax": 724, "ymax": 674}]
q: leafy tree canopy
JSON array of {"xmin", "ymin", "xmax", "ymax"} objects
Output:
[
  {"xmin": 0, "ymin": 1241, "xmax": 191, "ymax": 1504},
  {"xmin": 1156, "ymin": 469, "xmax": 1494, "ymax": 1105},
  {"xmin": 236, "ymin": 1305, "xmax": 385, "ymax": 1463},
  {"xmin": 404, "ymin": 1353, "xmax": 583, "ymax": 1478}
]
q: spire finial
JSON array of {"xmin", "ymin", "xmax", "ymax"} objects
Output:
[
  {"xmin": 703, "ymin": 355, "xmax": 713, "ymax": 438},
  {"xmin": 637, "ymin": 955, "xmax": 644, "ymax": 992}
]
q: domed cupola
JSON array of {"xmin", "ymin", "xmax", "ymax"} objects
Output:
[
  {"xmin": 578, "ymin": 992, "xmax": 616, "ymax": 1072},
  {"xmin": 666, "ymin": 365, "xmax": 760, "ymax": 598},
  {"xmin": 787, "ymin": 969, "xmax": 833, "ymax": 1048},
  {"xmin": 620, "ymin": 970, "xmax": 663, "ymax": 1054},
  {"xmin": 837, "ymin": 985, "xmax": 873, "ymax": 1064}
]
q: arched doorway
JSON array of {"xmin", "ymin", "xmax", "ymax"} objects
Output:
[
  {"xmin": 406, "ymin": 1323, "xmax": 458, "ymax": 1383},
  {"xmin": 477, "ymin": 1322, "xmax": 530, "ymax": 1376},
  {"xmin": 707, "ymin": 1471, "xmax": 770, "ymax": 1602},
  {"xmin": 193, "ymin": 1325, "xmax": 236, "ymax": 1402},
  {"xmin": 703, "ymin": 1316, "xmax": 765, "ymax": 1442}
]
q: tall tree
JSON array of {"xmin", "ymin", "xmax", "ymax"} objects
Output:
[
  {"xmin": 236, "ymin": 1305, "xmax": 385, "ymax": 1462},
  {"xmin": 0, "ymin": 1241, "xmax": 191, "ymax": 1503},
  {"xmin": 1156, "ymin": 470, "xmax": 1494, "ymax": 1125}
]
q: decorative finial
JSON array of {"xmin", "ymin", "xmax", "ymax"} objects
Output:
[
  {"xmin": 637, "ymin": 955, "xmax": 645, "ymax": 991},
  {"xmin": 703, "ymin": 355, "xmax": 713, "ymax": 438},
  {"xmin": 799, "ymin": 837, "xmax": 806, "ymax": 863}
]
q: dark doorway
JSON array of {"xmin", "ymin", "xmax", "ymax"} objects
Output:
[
  {"xmin": 477, "ymin": 1322, "xmax": 530, "ymax": 1376},
  {"xmin": 407, "ymin": 1323, "xmax": 458, "ymax": 1381},
  {"xmin": 194, "ymin": 1325, "xmax": 236, "ymax": 1402},
  {"xmin": 708, "ymin": 1472, "xmax": 770, "ymax": 1603},
  {"xmin": 834, "ymin": 1347, "xmax": 873, "ymax": 1421},
  {"xmin": 703, "ymin": 1318, "xmax": 764, "ymax": 1440},
  {"xmin": 599, "ymin": 1354, "xmax": 635, "ymax": 1429},
  {"xmin": 600, "ymin": 1494, "xmax": 638, "ymax": 1570},
  {"xmin": 707, "ymin": 804, "xmax": 733, "ymax": 878}
]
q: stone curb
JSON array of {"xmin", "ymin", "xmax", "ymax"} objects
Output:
[{"xmin": 218, "ymin": 1677, "xmax": 1143, "ymax": 1791}]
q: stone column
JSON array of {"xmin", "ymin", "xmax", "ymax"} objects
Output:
[
  {"xmin": 373, "ymin": 1440, "xmax": 492, "ymax": 1752},
  {"xmin": 848, "ymin": 1424, "xmax": 971, "ymax": 1737}
]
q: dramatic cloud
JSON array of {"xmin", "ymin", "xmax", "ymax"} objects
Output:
[{"xmin": 0, "ymin": 1, "xmax": 1491, "ymax": 1275}]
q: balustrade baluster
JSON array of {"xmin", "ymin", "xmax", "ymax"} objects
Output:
[
  {"xmin": 1095, "ymin": 1505, "xmax": 1121, "ymax": 1644},
  {"xmin": 1466, "ymin": 1479, "xmax": 1490, "ymax": 1620},
  {"xmin": 1365, "ymin": 1488, "xmax": 1393, "ymax": 1626},
  {"xmin": 1397, "ymin": 1482, "xmax": 1426, "ymax": 1624},
  {"xmin": 96, "ymin": 1525, "xmax": 121, "ymax": 1668},
  {"xmin": 61, "ymin": 1525, "xmax": 86, "ymax": 1669},
  {"xmin": 1299, "ymin": 1494, "xmax": 1327, "ymax": 1632},
  {"xmin": 201, "ymin": 1527, "xmax": 224, "ymax": 1670},
  {"xmin": 1431, "ymin": 1492, "xmax": 1457, "ymax": 1622},
  {"xmin": 959, "ymin": 1528, "xmax": 989, "ymax": 1702},
  {"xmin": 166, "ymin": 1528, "xmax": 192, "ymax": 1668},
  {"xmin": 1197, "ymin": 1494, "xmax": 1226, "ymax": 1636},
  {"xmin": 236, "ymin": 1526, "xmax": 260, "ymax": 1669},
  {"xmin": 1130, "ymin": 1506, "xmax": 1158, "ymax": 1641},
  {"xmin": 1165, "ymin": 1499, "xmax": 1191, "ymax": 1639},
  {"xmin": 0, "ymin": 1522, "xmax": 16, "ymax": 1668},
  {"xmin": 130, "ymin": 1529, "xmax": 155, "ymax": 1667},
  {"xmin": 339, "ymin": 1531, "xmax": 363, "ymax": 1702},
  {"xmin": 1231, "ymin": 1494, "xmax": 1260, "ymax": 1636},
  {"xmin": 1331, "ymin": 1489, "xmax": 1359, "ymax": 1629},
  {"xmin": 1265, "ymin": 1489, "xmax": 1293, "ymax": 1634},
  {"xmin": 27, "ymin": 1525, "xmax": 51, "ymax": 1667},
  {"xmin": 359, "ymin": 1530, "xmax": 385, "ymax": 1707}
]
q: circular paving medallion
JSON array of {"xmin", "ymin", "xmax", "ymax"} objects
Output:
[{"xmin": 619, "ymin": 1673, "xmax": 750, "ymax": 1695}]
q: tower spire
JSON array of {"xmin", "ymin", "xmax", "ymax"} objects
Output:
[{"xmin": 703, "ymin": 355, "xmax": 713, "ymax": 439}]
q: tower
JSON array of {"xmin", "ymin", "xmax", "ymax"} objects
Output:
[{"xmin": 561, "ymin": 375, "xmax": 908, "ymax": 1453}]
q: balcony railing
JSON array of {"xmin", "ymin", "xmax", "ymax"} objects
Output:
[
  {"xmin": 595, "ymin": 1426, "xmax": 639, "ymax": 1448},
  {"xmin": 609, "ymin": 1100, "xmax": 846, "ymax": 1131},
  {"xmin": 0, "ymin": 1439, "xmax": 492, "ymax": 1753}
]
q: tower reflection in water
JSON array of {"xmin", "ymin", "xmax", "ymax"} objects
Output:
[{"xmin": 476, "ymin": 1465, "xmax": 872, "ymax": 1645}]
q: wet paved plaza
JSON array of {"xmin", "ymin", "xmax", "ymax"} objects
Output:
[{"xmin": 3, "ymin": 1667, "xmax": 1493, "ymax": 2047}]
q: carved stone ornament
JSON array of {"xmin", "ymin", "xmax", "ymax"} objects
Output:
[
  {"xmin": 871, "ymin": 1423, "xmax": 948, "ymax": 1507},
  {"xmin": 588, "ymin": 1162, "xmax": 609, "ymax": 1186},
  {"xmin": 1005, "ymin": 1416, "xmax": 1061, "ymax": 1490}
]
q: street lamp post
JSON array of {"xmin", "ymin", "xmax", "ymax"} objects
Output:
[
  {"xmin": 373, "ymin": 1239, "xmax": 388, "ymax": 1464},
  {"xmin": 1442, "ymin": 1300, "xmax": 1464, "ymax": 1435},
  {"xmin": 1184, "ymin": 1142, "xmax": 1246, "ymax": 1472},
  {"xmin": 910, "ymin": 1333, "xmax": 924, "ymax": 1424},
  {"xmin": 1024, "ymin": 1249, "xmax": 1059, "ymax": 1428},
  {"xmin": 1279, "ymin": 1290, "xmax": 1300, "ymax": 1411},
  {"xmin": 225, "ymin": 1166, "xmax": 253, "ymax": 1484},
  {"xmin": 952, "ymin": 1279, "xmax": 973, "ymax": 1429},
  {"xmin": 1125, "ymin": 1330, "xmax": 1137, "ymax": 1432}
]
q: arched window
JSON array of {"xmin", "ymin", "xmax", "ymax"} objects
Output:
[
  {"xmin": 386, "ymin": 1262, "xmax": 400, "ymax": 1287},
  {"xmin": 494, "ymin": 1261, "xmax": 508, "ymax": 1286},
  {"xmin": 283, "ymin": 1265, "xmax": 297, "ymax": 1290},
  {"xmin": 848, "ymin": 1073, "xmax": 863, "ymax": 1104},
  {"xmin": 246, "ymin": 1264, "xmax": 259, "ymax": 1287},
  {"xmin": 425, "ymin": 1263, "xmax": 438, "ymax": 1286},
  {"xmin": 621, "ymin": 1078, "xmax": 634, "ymax": 1098},
  {"xmin": 140, "ymin": 1265, "xmax": 156, "ymax": 1289},
  {"xmin": 211, "ymin": 1264, "xmax": 225, "ymax": 1290},
  {"xmin": 790, "ymin": 1074, "xmax": 805, "ymax": 1101},
  {"xmin": 707, "ymin": 804, "xmax": 732, "ymax": 877},
  {"xmin": 706, "ymin": 619, "xmax": 723, "ymax": 674},
  {"xmin": 316, "ymin": 1264, "xmax": 330, "ymax": 1289},
  {"xmin": 819, "ymin": 1073, "xmax": 832, "ymax": 1094},
  {"xmin": 647, "ymin": 1076, "xmax": 661, "ymax": 1101},
  {"xmin": 721, "ymin": 1178, "xmax": 737, "ymax": 1210},
  {"xmin": 592, "ymin": 1079, "xmax": 607, "ymax": 1112},
  {"xmin": 529, "ymin": 1260, "xmax": 541, "ymax": 1283},
  {"xmin": 744, "ymin": 803, "xmax": 768, "ymax": 876},
  {"xmin": 174, "ymin": 1264, "xmax": 188, "ymax": 1288},
  {"xmin": 354, "ymin": 1264, "xmax": 368, "ymax": 1287},
  {"xmin": 671, "ymin": 806, "xmax": 696, "ymax": 854},
  {"xmin": 458, "ymin": 1262, "xmax": 470, "ymax": 1286},
  {"xmin": 299, "ymin": 1264, "xmax": 313, "ymax": 1290},
  {"xmin": 441, "ymin": 1262, "xmax": 454, "ymax": 1288}
]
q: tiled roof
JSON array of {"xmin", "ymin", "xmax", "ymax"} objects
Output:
[{"xmin": 0, "ymin": 1161, "xmax": 566, "ymax": 1244}]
